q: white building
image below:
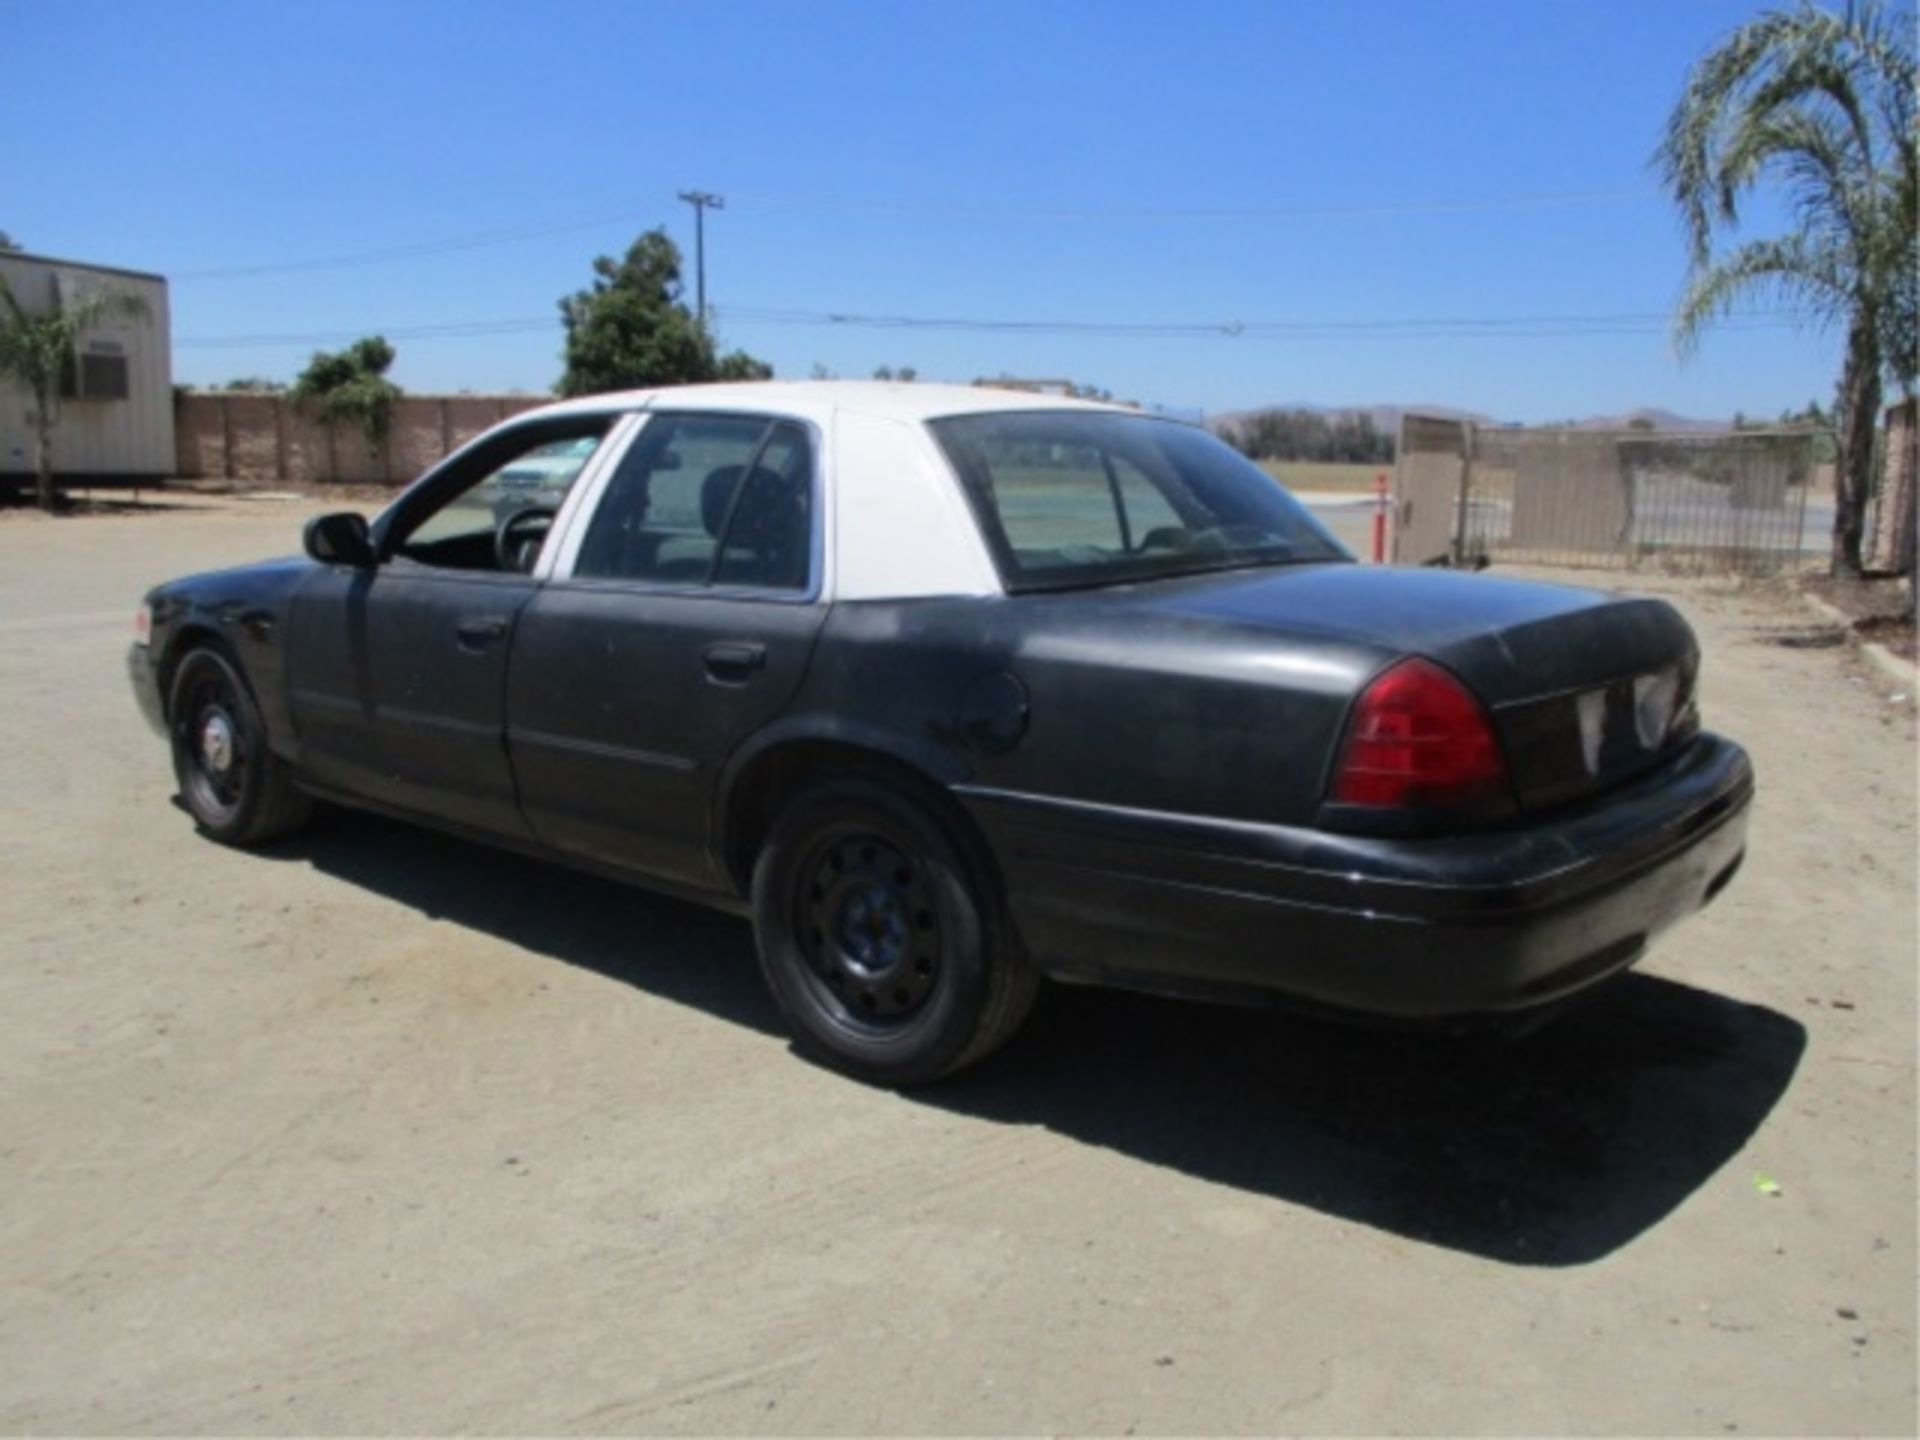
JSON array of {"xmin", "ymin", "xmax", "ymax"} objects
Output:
[{"xmin": 0, "ymin": 250, "xmax": 173, "ymax": 484}]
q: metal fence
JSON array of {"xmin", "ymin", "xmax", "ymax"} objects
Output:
[{"xmin": 1393, "ymin": 414, "xmax": 1831, "ymax": 576}]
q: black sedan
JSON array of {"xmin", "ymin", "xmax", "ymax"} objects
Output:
[{"xmin": 129, "ymin": 382, "xmax": 1753, "ymax": 1084}]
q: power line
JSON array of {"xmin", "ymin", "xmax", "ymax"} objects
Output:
[
  {"xmin": 175, "ymin": 304, "xmax": 1804, "ymax": 350},
  {"xmin": 168, "ymin": 208, "xmax": 653, "ymax": 282},
  {"xmin": 165, "ymin": 186, "xmax": 1660, "ymax": 284},
  {"xmin": 711, "ymin": 304, "xmax": 1801, "ymax": 340},
  {"xmin": 724, "ymin": 186, "xmax": 1659, "ymax": 223},
  {"xmin": 176, "ymin": 316, "xmax": 558, "ymax": 348}
]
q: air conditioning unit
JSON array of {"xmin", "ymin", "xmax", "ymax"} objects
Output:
[{"xmin": 59, "ymin": 342, "xmax": 130, "ymax": 402}]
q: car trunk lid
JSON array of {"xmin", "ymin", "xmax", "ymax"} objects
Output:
[
  {"xmin": 1431, "ymin": 597, "xmax": 1700, "ymax": 813},
  {"xmin": 1119, "ymin": 563, "xmax": 1702, "ymax": 813}
]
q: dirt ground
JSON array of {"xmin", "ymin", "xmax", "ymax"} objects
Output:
[
  {"xmin": 0, "ymin": 496, "xmax": 1914, "ymax": 1436},
  {"xmin": 1804, "ymin": 571, "xmax": 1919, "ymax": 663}
]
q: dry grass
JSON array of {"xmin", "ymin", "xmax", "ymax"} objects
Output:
[{"xmin": 1257, "ymin": 460, "xmax": 1390, "ymax": 494}]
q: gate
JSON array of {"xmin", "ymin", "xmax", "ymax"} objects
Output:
[
  {"xmin": 1392, "ymin": 413, "xmax": 1470, "ymax": 565},
  {"xmin": 1393, "ymin": 413, "xmax": 1826, "ymax": 575}
]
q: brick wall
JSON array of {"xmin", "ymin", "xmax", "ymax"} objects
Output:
[
  {"xmin": 175, "ymin": 393, "xmax": 228, "ymax": 481},
  {"xmin": 1866, "ymin": 398, "xmax": 1917, "ymax": 576},
  {"xmin": 172, "ymin": 392, "xmax": 551, "ymax": 485}
]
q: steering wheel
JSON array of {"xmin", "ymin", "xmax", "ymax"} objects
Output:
[{"xmin": 495, "ymin": 505, "xmax": 559, "ymax": 574}]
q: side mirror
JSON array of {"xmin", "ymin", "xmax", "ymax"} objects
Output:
[{"xmin": 303, "ymin": 511, "xmax": 374, "ymax": 568}]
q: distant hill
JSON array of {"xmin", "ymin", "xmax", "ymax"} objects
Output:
[
  {"xmin": 1210, "ymin": 403, "xmax": 1487, "ymax": 436},
  {"xmin": 1210, "ymin": 402, "xmax": 1730, "ymax": 434},
  {"xmin": 1562, "ymin": 407, "xmax": 1731, "ymax": 433}
]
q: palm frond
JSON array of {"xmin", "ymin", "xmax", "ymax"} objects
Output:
[
  {"xmin": 1719, "ymin": 106, "xmax": 1867, "ymax": 242},
  {"xmin": 1655, "ymin": 4, "xmax": 1835, "ymax": 258},
  {"xmin": 1654, "ymin": 2, "xmax": 1913, "ymax": 251},
  {"xmin": 1847, "ymin": 0, "xmax": 1919, "ymax": 131},
  {"xmin": 0, "ymin": 275, "xmax": 150, "ymax": 397},
  {"xmin": 1672, "ymin": 234, "xmax": 1853, "ymax": 357}
]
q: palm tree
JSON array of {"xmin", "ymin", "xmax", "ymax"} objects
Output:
[
  {"xmin": 0, "ymin": 272, "xmax": 149, "ymax": 511},
  {"xmin": 1657, "ymin": 0, "xmax": 1916, "ymax": 573}
]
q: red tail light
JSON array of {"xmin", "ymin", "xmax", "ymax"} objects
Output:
[{"xmin": 1330, "ymin": 658, "xmax": 1510, "ymax": 810}]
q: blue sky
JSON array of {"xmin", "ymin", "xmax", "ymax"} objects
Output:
[{"xmin": 5, "ymin": 0, "xmax": 1894, "ymax": 421}]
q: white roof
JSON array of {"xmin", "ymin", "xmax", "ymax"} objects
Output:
[
  {"xmin": 516, "ymin": 381, "xmax": 1159, "ymax": 604},
  {"xmin": 533, "ymin": 379, "xmax": 1130, "ymax": 428}
]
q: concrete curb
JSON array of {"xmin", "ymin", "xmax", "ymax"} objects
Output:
[
  {"xmin": 1800, "ymin": 593, "xmax": 1917, "ymax": 697},
  {"xmin": 1800, "ymin": 593, "xmax": 1854, "ymax": 630},
  {"xmin": 1859, "ymin": 641, "xmax": 1918, "ymax": 692}
]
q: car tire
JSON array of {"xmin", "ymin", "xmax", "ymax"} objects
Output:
[
  {"xmin": 168, "ymin": 645, "xmax": 314, "ymax": 846},
  {"xmin": 751, "ymin": 775, "xmax": 1039, "ymax": 1085}
]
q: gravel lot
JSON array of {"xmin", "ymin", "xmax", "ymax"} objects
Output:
[{"xmin": 1, "ymin": 496, "xmax": 1913, "ymax": 1435}]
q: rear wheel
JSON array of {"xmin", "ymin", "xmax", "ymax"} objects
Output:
[
  {"xmin": 751, "ymin": 776, "xmax": 1037, "ymax": 1085},
  {"xmin": 168, "ymin": 646, "xmax": 313, "ymax": 846}
]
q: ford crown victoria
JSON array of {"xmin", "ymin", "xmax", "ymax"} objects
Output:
[{"xmin": 129, "ymin": 382, "xmax": 1753, "ymax": 1083}]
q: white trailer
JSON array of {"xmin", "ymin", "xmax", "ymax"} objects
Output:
[{"xmin": 0, "ymin": 250, "xmax": 173, "ymax": 485}]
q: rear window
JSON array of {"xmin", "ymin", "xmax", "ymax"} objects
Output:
[{"xmin": 929, "ymin": 410, "xmax": 1349, "ymax": 591}]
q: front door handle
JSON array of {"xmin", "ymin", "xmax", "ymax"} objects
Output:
[
  {"xmin": 456, "ymin": 615, "xmax": 510, "ymax": 650},
  {"xmin": 704, "ymin": 641, "xmax": 767, "ymax": 683}
]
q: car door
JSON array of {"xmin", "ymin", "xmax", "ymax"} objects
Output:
[
  {"xmin": 286, "ymin": 414, "xmax": 619, "ymax": 836},
  {"xmin": 506, "ymin": 410, "xmax": 828, "ymax": 888}
]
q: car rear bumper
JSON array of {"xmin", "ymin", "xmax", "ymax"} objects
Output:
[
  {"xmin": 128, "ymin": 642, "xmax": 167, "ymax": 737},
  {"xmin": 957, "ymin": 732, "xmax": 1753, "ymax": 1019}
]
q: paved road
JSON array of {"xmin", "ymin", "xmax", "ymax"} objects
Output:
[{"xmin": 0, "ymin": 499, "xmax": 1912, "ymax": 1434}]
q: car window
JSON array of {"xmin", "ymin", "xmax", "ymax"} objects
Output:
[
  {"xmin": 930, "ymin": 410, "xmax": 1349, "ymax": 591},
  {"xmin": 392, "ymin": 423, "xmax": 611, "ymax": 570},
  {"xmin": 574, "ymin": 413, "xmax": 813, "ymax": 592},
  {"xmin": 986, "ymin": 443, "xmax": 1125, "ymax": 553},
  {"xmin": 1111, "ymin": 453, "xmax": 1183, "ymax": 537},
  {"xmin": 970, "ymin": 442, "xmax": 1185, "ymax": 557}
]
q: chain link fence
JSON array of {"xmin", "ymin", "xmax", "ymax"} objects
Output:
[{"xmin": 1393, "ymin": 414, "xmax": 1830, "ymax": 575}]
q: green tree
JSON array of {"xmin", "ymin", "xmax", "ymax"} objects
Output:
[
  {"xmin": 713, "ymin": 348, "xmax": 775, "ymax": 382},
  {"xmin": 222, "ymin": 376, "xmax": 284, "ymax": 392},
  {"xmin": 0, "ymin": 272, "xmax": 147, "ymax": 511},
  {"xmin": 1657, "ymin": 1, "xmax": 1917, "ymax": 573},
  {"xmin": 289, "ymin": 336, "xmax": 401, "ymax": 447},
  {"xmin": 1221, "ymin": 407, "xmax": 1394, "ymax": 466},
  {"xmin": 557, "ymin": 229, "xmax": 770, "ymax": 395},
  {"xmin": 0, "ymin": 230, "xmax": 20, "ymax": 251}
]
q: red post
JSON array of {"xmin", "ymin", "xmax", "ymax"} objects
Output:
[{"xmin": 1371, "ymin": 470, "xmax": 1389, "ymax": 563}]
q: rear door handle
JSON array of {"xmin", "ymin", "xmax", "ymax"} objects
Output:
[
  {"xmin": 456, "ymin": 616, "xmax": 510, "ymax": 649},
  {"xmin": 704, "ymin": 641, "xmax": 767, "ymax": 683}
]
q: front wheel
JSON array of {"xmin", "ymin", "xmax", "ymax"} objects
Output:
[
  {"xmin": 168, "ymin": 646, "xmax": 313, "ymax": 846},
  {"xmin": 751, "ymin": 777, "xmax": 1038, "ymax": 1085}
]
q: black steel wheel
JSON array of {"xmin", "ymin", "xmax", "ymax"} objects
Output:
[
  {"xmin": 168, "ymin": 646, "xmax": 313, "ymax": 846},
  {"xmin": 751, "ymin": 775, "xmax": 1038, "ymax": 1085},
  {"xmin": 796, "ymin": 831, "xmax": 944, "ymax": 1025}
]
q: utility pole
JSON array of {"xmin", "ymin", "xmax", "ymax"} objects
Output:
[{"xmin": 676, "ymin": 189, "xmax": 725, "ymax": 329}]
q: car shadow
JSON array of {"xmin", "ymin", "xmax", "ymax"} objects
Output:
[
  {"xmin": 269, "ymin": 806, "xmax": 1805, "ymax": 1268},
  {"xmin": 947, "ymin": 978, "xmax": 1805, "ymax": 1267}
]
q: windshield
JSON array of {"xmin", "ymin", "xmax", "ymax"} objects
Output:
[{"xmin": 929, "ymin": 410, "xmax": 1351, "ymax": 591}]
